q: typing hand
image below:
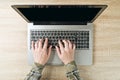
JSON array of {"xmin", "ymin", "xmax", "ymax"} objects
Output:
[
  {"xmin": 31, "ymin": 38, "xmax": 52, "ymax": 65},
  {"xmin": 56, "ymin": 40, "xmax": 75, "ymax": 65}
]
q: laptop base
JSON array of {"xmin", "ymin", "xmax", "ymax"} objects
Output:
[{"xmin": 27, "ymin": 23, "xmax": 93, "ymax": 65}]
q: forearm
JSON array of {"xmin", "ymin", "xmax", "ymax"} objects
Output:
[
  {"xmin": 24, "ymin": 63, "xmax": 44, "ymax": 80},
  {"xmin": 65, "ymin": 61, "xmax": 81, "ymax": 80}
]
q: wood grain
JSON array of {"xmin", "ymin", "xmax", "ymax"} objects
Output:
[{"xmin": 0, "ymin": 0, "xmax": 120, "ymax": 80}]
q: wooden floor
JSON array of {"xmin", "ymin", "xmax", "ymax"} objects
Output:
[{"xmin": 0, "ymin": 0, "xmax": 120, "ymax": 80}]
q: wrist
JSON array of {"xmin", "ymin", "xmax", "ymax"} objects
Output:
[
  {"xmin": 64, "ymin": 59, "xmax": 74, "ymax": 65},
  {"xmin": 38, "ymin": 62, "xmax": 46, "ymax": 66},
  {"xmin": 34, "ymin": 60, "xmax": 46, "ymax": 66}
]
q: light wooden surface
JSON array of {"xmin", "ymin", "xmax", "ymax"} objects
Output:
[{"xmin": 0, "ymin": 0, "xmax": 120, "ymax": 80}]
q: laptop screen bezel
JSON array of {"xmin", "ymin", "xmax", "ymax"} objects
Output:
[{"xmin": 12, "ymin": 5, "xmax": 107, "ymax": 23}]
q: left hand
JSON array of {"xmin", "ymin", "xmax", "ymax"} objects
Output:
[{"xmin": 31, "ymin": 38, "xmax": 52, "ymax": 65}]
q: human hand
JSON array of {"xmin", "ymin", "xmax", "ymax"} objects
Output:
[
  {"xmin": 31, "ymin": 38, "xmax": 52, "ymax": 65},
  {"xmin": 55, "ymin": 40, "xmax": 75, "ymax": 65}
]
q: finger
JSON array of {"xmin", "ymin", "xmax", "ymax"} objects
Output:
[
  {"xmin": 35, "ymin": 41, "xmax": 38, "ymax": 49},
  {"xmin": 67, "ymin": 40, "xmax": 72, "ymax": 48},
  {"xmin": 43, "ymin": 38, "xmax": 48, "ymax": 49},
  {"xmin": 62, "ymin": 40, "xmax": 69, "ymax": 48},
  {"xmin": 58, "ymin": 40, "xmax": 64, "ymax": 51},
  {"xmin": 55, "ymin": 46, "xmax": 61, "ymax": 57},
  {"xmin": 73, "ymin": 44, "xmax": 76, "ymax": 50},
  {"xmin": 38, "ymin": 39, "xmax": 43, "ymax": 48},
  {"xmin": 31, "ymin": 41, "xmax": 35, "ymax": 50},
  {"xmin": 48, "ymin": 45, "xmax": 52, "ymax": 57}
]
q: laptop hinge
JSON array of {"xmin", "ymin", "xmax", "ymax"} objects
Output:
[{"xmin": 33, "ymin": 21, "xmax": 87, "ymax": 25}]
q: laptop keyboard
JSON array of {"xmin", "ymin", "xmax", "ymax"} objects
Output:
[{"xmin": 30, "ymin": 30, "xmax": 89, "ymax": 49}]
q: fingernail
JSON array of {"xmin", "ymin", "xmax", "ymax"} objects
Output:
[{"xmin": 62, "ymin": 39, "xmax": 65, "ymax": 42}]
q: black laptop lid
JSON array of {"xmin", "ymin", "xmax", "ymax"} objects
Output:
[{"xmin": 12, "ymin": 5, "xmax": 107, "ymax": 25}]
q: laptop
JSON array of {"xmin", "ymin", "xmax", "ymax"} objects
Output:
[{"xmin": 12, "ymin": 5, "xmax": 107, "ymax": 65}]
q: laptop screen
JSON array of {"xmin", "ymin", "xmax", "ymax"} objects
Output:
[{"xmin": 12, "ymin": 5, "xmax": 107, "ymax": 23}]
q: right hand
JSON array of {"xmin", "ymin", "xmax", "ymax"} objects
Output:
[{"xmin": 55, "ymin": 40, "xmax": 76, "ymax": 65}]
